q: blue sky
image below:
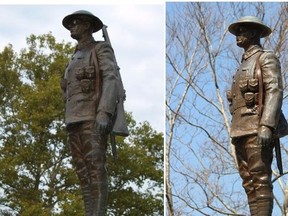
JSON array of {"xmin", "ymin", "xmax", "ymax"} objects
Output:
[
  {"xmin": 0, "ymin": 4, "xmax": 165, "ymax": 132},
  {"xmin": 166, "ymin": 2, "xmax": 288, "ymax": 215}
]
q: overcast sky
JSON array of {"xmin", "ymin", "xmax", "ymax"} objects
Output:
[{"xmin": 0, "ymin": 4, "xmax": 165, "ymax": 132}]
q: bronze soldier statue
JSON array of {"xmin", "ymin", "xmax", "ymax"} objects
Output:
[
  {"xmin": 227, "ymin": 16, "xmax": 287, "ymax": 216},
  {"xmin": 61, "ymin": 10, "xmax": 128, "ymax": 216}
]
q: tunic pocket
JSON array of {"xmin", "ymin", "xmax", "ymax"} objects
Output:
[
  {"xmin": 239, "ymin": 80, "xmax": 248, "ymax": 94},
  {"xmin": 80, "ymin": 79, "xmax": 94, "ymax": 93},
  {"xmin": 248, "ymin": 78, "xmax": 259, "ymax": 92}
]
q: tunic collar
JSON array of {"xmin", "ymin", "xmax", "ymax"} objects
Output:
[
  {"xmin": 76, "ymin": 37, "xmax": 95, "ymax": 50},
  {"xmin": 241, "ymin": 45, "xmax": 263, "ymax": 62}
]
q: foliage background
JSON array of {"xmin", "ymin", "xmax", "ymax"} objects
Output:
[{"xmin": 0, "ymin": 33, "xmax": 164, "ymax": 216}]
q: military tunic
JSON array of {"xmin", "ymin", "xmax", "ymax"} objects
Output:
[
  {"xmin": 228, "ymin": 45, "xmax": 283, "ymax": 138},
  {"xmin": 62, "ymin": 37, "xmax": 118, "ymax": 124}
]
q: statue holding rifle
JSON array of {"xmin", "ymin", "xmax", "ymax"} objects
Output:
[
  {"xmin": 227, "ymin": 16, "xmax": 288, "ymax": 216},
  {"xmin": 61, "ymin": 10, "xmax": 128, "ymax": 216}
]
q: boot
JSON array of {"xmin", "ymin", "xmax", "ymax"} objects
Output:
[
  {"xmin": 81, "ymin": 184, "xmax": 92, "ymax": 216},
  {"xmin": 257, "ymin": 198, "xmax": 273, "ymax": 216},
  {"xmin": 245, "ymin": 183, "xmax": 257, "ymax": 216},
  {"xmin": 75, "ymin": 161, "xmax": 91, "ymax": 216},
  {"xmin": 90, "ymin": 177, "xmax": 108, "ymax": 216},
  {"xmin": 248, "ymin": 199, "xmax": 257, "ymax": 216},
  {"xmin": 84, "ymin": 131, "xmax": 108, "ymax": 216}
]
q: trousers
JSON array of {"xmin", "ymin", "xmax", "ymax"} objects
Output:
[
  {"xmin": 67, "ymin": 121, "xmax": 108, "ymax": 216},
  {"xmin": 233, "ymin": 135, "xmax": 274, "ymax": 216}
]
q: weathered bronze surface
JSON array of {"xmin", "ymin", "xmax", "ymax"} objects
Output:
[
  {"xmin": 61, "ymin": 10, "xmax": 127, "ymax": 216},
  {"xmin": 227, "ymin": 16, "xmax": 287, "ymax": 216}
]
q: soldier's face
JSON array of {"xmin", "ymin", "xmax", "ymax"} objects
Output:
[
  {"xmin": 235, "ymin": 26, "xmax": 253, "ymax": 48},
  {"xmin": 68, "ymin": 18, "xmax": 90, "ymax": 40}
]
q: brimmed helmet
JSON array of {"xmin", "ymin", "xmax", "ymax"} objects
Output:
[
  {"xmin": 228, "ymin": 16, "xmax": 271, "ymax": 38},
  {"xmin": 62, "ymin": 10, "xmax": 103, "ymax": 33}
]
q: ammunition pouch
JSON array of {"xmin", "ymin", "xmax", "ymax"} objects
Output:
[
  {"xmin": 226, "ymin": 90, "xmax": 233, "ymax": 114},
  {"xmin": 76, "ymin": 68, "xmax": 85, "ymax": 80},
  {"xmin": 239, "ymin": 78, "xmax": 259, "ymax": 94},
  {"xmin": 85, "ymin": 66, "xmax": 95, "ymax": 79},
  {"xmin": 242, "ymin": 79, "xmax": 259, "ymax": 108},
  {"xmin": 80, "ymin": 79, "xmax": 94, "ymax": 93},
  {"xmin": 75, "ymin": 66, "xmax": 96, "ymax": 93},
  {"xmin": 244, "ymin": 92, "xmax": 254, "ymax": 107},
  {"xmin": 227, "ymin": 78, "xmax": 260, "ymax": 114},
  {"xmin": 226, "ymin": 90, "xmax": 232, "ymax": 103},
  {"xmin": 243, "ymin": 92, "xmax": 259, "ymax": 108},
  {"xmin": 240, "ymin": 106, "xmax": 258, "ymax": 116},
  {"xmin": 239, "ymin": 80, "xmax": 248, "ymax": 94},
  {"xmin": 248, "ymin": 78, "xmax": 259, "ymax": 92},
  {"xmin": 76, "ymin": 66, "xmax": 95, "ymax": 80}
]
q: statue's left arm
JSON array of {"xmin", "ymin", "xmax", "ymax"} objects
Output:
[
  {"xmin": 94, "ymin": 42, "xmax": 118, "ymax": 131},
  {"xmin": 259, "ymin": 52, "xmax": 283, "ymax": 145},
  {"xmin": 260, "ymin": 52, "xmax": 283, "ymax": 128}
]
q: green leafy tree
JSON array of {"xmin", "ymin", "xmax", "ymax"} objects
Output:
[{"xmin": 0, "ymin": 33, "xmax": 163, "ymax": 216}]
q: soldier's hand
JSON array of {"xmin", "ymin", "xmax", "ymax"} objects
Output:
[
  {"xmin": 96, "ymin": 112, "xmax": 110, "ymax": 133},
  {"xmin": 258, "ymin": 125, "xmax": 272, "ymax": 147}
]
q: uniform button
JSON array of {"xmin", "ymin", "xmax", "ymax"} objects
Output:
[
  {"xmin": 233, "ymin": 79, "xmax": 236, "ymax": 83},
  {"xmin": 233, "ymin": 93, "xmax": 236, "ymax": 98}
]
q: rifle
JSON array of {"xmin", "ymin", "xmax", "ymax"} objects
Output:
[
  {"xmin": 102, "ymin": 25, "xmax": 129, "ymax": 158},
  {"xmin": 256, "ymin": 52, "xmax": 283, "ymax": 175}
]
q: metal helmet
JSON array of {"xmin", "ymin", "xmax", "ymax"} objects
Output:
[
  {"xmin": 62, "ymin": 10, "xmax": 103, "ymax": 33},
  {"xmin": 228, "ymin": 16, "xmax": 271, "ymax": 38}
]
